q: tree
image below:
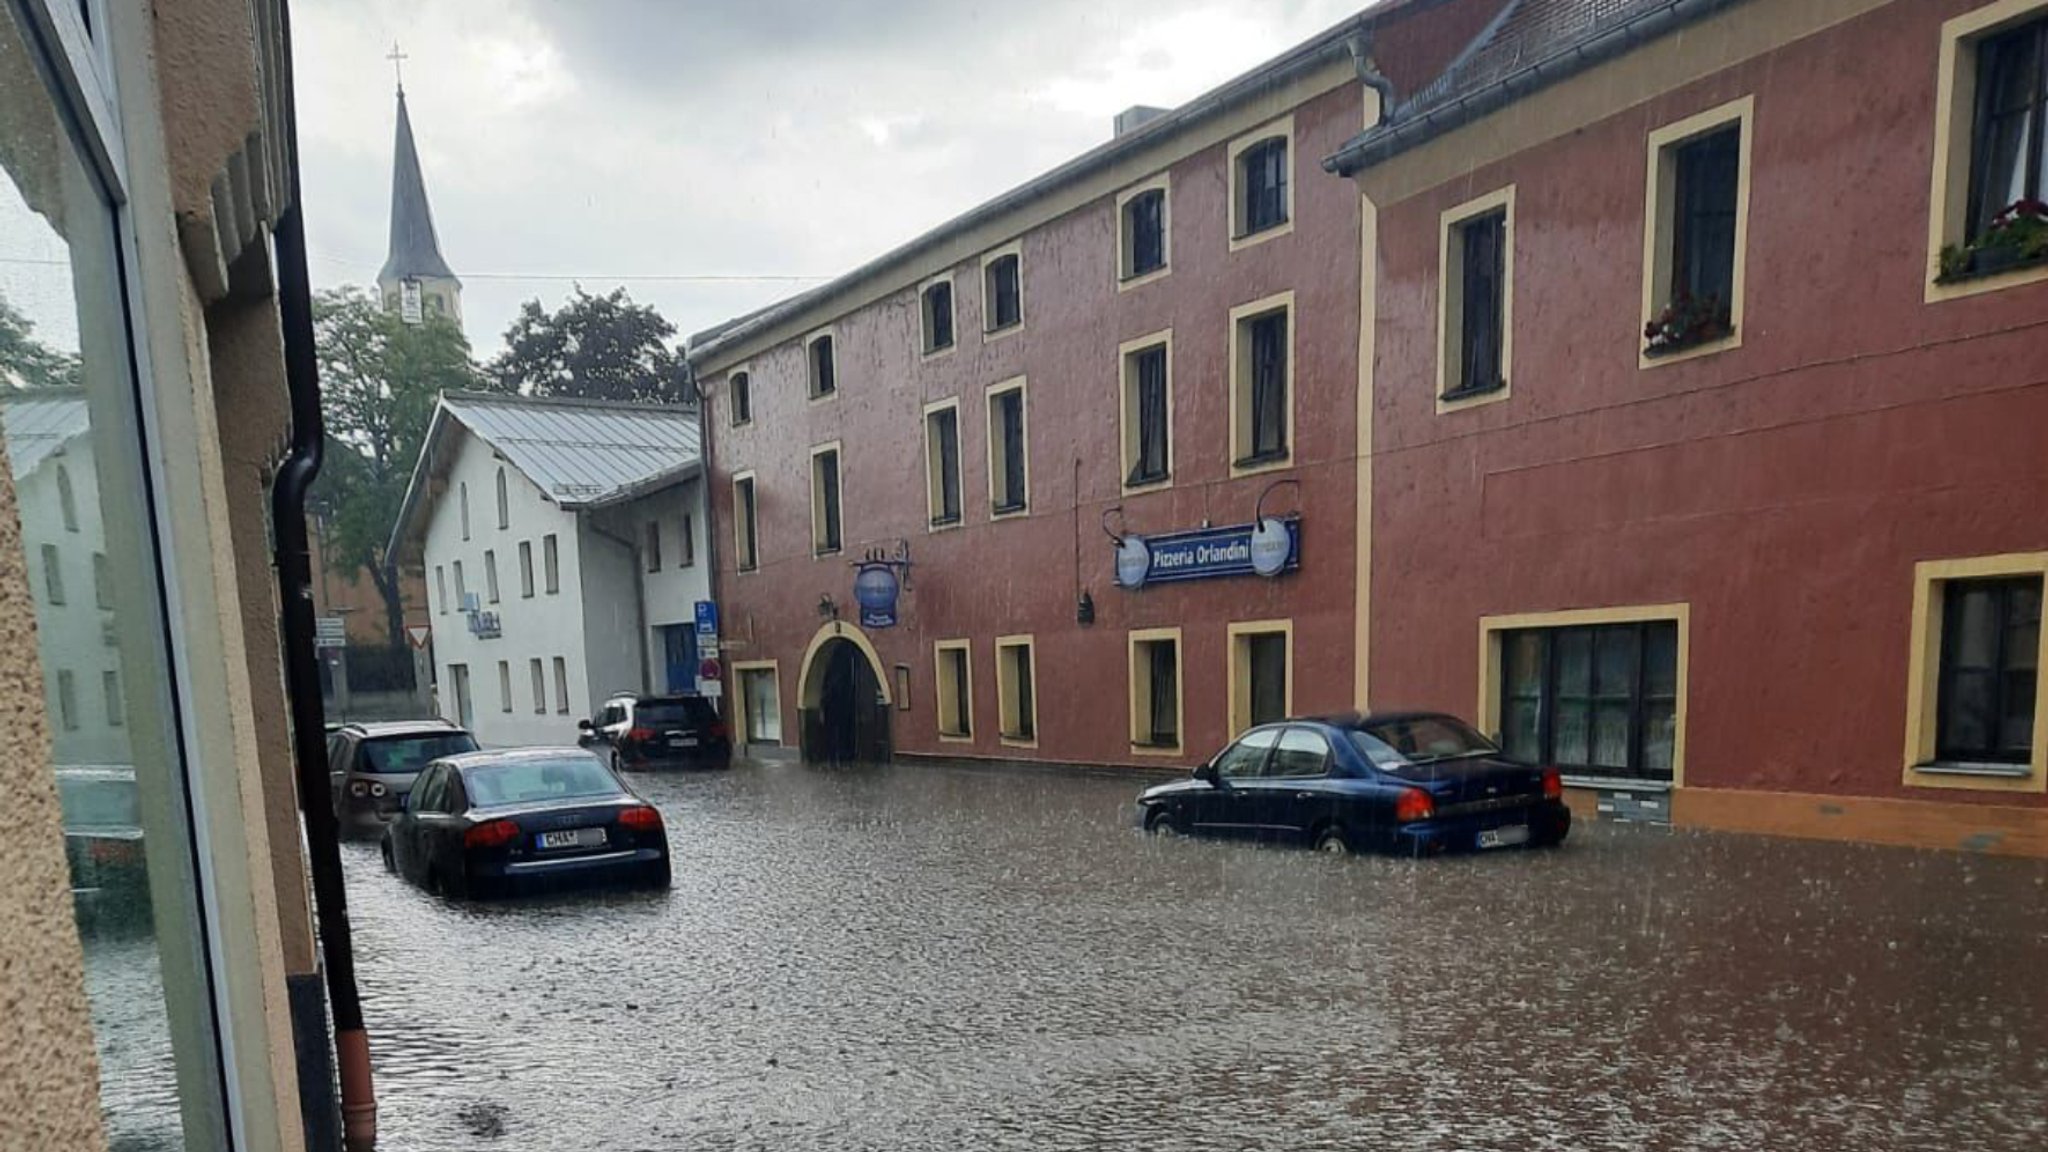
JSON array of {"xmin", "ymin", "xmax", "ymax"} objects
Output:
[
  {"xmin": 0, "ymin": 295, "xmax": 80, "ymax": 390},
  {"xmin": 310, "ymin": 285, "xmax": 481, "ymax": 648},
  {"xmin": 488, "ymin": 286, "xmax": 693, "ymax": 404}
]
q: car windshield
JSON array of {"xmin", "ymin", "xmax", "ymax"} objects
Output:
[
  {"xmin": 463, "ymin": 757, "xmax": 624, "ymax": 809},
  {"xmin": 1349, "ymin": 716, "xmax": 1500, "ymax": 770},
  {"xmin": 360, "ymin": 733, "xmax": 480, "ymax": 775},
  {"xmin": 635, "ymin": 699, "xmax": 716, "ymax": 726}
]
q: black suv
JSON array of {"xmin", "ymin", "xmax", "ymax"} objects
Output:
[
  {"xmin": 580, "ymin": 693, "xmax": 730, "ymax": 768},
  {"xmin": 328, "ymin": 720, "xmax": 480, "ymax": 831}
]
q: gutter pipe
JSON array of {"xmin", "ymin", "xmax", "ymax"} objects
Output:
[{"xmin": 271, "ymin": 1, "xmax": 377, "ymax": 1146}]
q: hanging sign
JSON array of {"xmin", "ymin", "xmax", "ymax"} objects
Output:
[
  {"xmin": 467, "ymin": 610, "xmax": 502, "ymax": 639},
  {"xmin": 1114, "ymin": 516, "xmax": 1301, "ymax": 590},
  {"xmin": 853, "ymin": 561, "xmax": 900, "ymax": 629}
]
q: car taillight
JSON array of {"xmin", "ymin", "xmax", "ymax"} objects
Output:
[
  {"xmin": 708, "ymin": 721, "xmax": 728, "ymax": 740},
  {"xmin": 628, "ymin": 727, "xmax": 656, "ymax": 742},
  {"xmin": 464, "ymin": 819, "xmax": 520, "ymax": 849},
  {"xmin": 1393, "ymin": 787, "xmax": 1435, "ymax": 824},
  {"xmin": 1541, "ymin": 767, "xmax": 1563, "ymax": 801},
  {"xmin": 617, "ymin": 805, "xmax": 663, "ymax": 831}
]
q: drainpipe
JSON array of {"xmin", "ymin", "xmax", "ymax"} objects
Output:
[
  {"xmin": 1345, "ymin": 30, "xmax": 1396, "ymax": 128},
  {"xmin": 272, "ymin": 2, "xmax": 376, "ymax": 1146},
  {"xmin": 684, "ymin": 362, "xmax": 729, "ymax": 726}
]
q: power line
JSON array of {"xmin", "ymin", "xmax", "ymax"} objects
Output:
[{"xmin": 305, "ymin": 253, "xmax": 829, "ymax": 285}]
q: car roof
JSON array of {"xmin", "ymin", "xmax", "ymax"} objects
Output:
[
  {"xmin": 344, "ymin": 719, "xmax": 467, "ymax": 738},
  {"xmin": 1296, "ymin": 709, "xmax": 1466, "ymax": 731},
  {"xmin": 438, "ymin": 746, "xmax": 602, "ymax": 771}
]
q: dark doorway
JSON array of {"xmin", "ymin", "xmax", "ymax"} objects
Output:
[{"xmin": 803, "ymin": 638, "xmax": 890, "ymax": 764}]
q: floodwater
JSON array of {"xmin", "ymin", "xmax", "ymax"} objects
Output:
[{"xmin": 341, "ymin": 758, "xmax": 2048, "ymax": 1151}]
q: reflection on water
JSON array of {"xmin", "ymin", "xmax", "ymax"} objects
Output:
[
  {"xmin": 339, "ymin": 759, "xmax": 2048, "ymax": 1151},
  {"xmin": 80, "ymin": 922, "xmax": 183, "ymax": 1152}
]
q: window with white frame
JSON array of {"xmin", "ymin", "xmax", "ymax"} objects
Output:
[
  {"xmin": 921, "ymin": 278, "xmax": 955, "ymax": 354},
  {"xmin": 810, "ymin": 446, "xmax": 842, "ymax": 555},
  {"xmin": 987, "ymin": 379, "xmax": 1028, "ymax": 515},
  {"xmin": 924, "ymin": 400, "xmax": 962, "ymax": 527}
]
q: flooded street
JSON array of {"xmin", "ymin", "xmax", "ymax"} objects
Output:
[{"xmin": 342, "ymin": 759, "xmax": 2048, "ymax": 1151}]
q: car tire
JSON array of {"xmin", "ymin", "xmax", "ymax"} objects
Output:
[
  {"xmin": 642, "ymin": 857, "xmax": 672, "ymax": 890},
  {"xmin": 1313, "ymin": 825, "xmax": 1353, "ymax": 857},
  {"xmin": 380, "ymin": 837, "xmax": 396, "ymax": 874},
  {"xmin": 609, "ymin": 748, "xmax": 626, "ymax": 775},
  {"xmin": 1143, "ymin": 808, "xmax": 1181, "ymax": 837}
]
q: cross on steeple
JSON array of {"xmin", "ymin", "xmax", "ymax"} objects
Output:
[{"xmin": 387, "ymin": 41, "xmax": 409, "ymax": 94}]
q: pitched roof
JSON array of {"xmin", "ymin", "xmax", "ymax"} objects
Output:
[
  {"xmin": 387, "ymin": 392, "xmax": 702, "ymax": 562},
  {"xmin": 0, "ymin": 390, "xmax": 89, "ymax": 481},
  {"xmin": 1323, "ymin": 0, "xmax": 1743, "ymax": 175},
  {"xmin": 378, "ymin": 89, "xmax": 458, "ymax": 285}
]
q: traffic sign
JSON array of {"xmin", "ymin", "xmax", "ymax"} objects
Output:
[
  {"xmin": 698, "ymin": 658, "xmax": 722, "ymax": 681},
  {"xmin": 693, "ymin": 600, "xmax": 718, "ymax": 635},
  {"xmin": 315, "ymin": 617, "xmax": 347, "ymax": 650},
  {"xmin": 407, "ymin": 625, "xmax": 432, "ymax": 650}
]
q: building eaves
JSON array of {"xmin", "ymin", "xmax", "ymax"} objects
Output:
[{"xmin": 1322, "ymin": 0, "xmax": 1744, "ymax": 176}]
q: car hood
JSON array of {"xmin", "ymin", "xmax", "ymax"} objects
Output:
[{"xmin": 1138, "ymin": 778, "xmax": 1211, "ymax": 803}]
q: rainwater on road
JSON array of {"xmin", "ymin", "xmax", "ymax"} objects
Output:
[{"xmin": 343, "ymin": 758, "xmax": 2048, "ymax": 1151}]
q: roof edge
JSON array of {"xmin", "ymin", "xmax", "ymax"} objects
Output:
[{"xmin": 443, "ymin": 389, "xmax": 698, "ymax": 416}]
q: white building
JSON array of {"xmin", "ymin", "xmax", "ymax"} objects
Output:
[{"xmin": 390, "ymin": 392, "xmax": 710, "ymax": 746}]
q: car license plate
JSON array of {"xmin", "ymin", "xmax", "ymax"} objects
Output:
[
  {"xmin": 1477, "ymin": 824, "xmax": 1530, "ymax": 849},
  {"xmin": 536, "ymin": 827, "xmax": 606, "ymax": 850},
  {"xmin": 669, "ymin": 736, "xmax": 697, "ymax": 748}
]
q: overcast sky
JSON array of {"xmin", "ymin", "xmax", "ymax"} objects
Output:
[{"xmin": 291, "ymin": 0, "xmax": 1369, "ymax": 356}]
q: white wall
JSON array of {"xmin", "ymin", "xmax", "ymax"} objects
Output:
[
  {"xmin": 16, "ymin": 436, "xmax": 132, "ymax": 768},
  {"xmin": 420, "ymin": 430, "xmax": 590, "ymax": 748},
  {"xmin": 627, "ymin": 478, "xmax": 714, "ymax": 694}
]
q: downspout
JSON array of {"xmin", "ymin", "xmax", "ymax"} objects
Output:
[
  {"xmin": 272, "ymin": 2, "xmax": 376, "ymax": 1147},
  {"xmin": 684, "ymin": 362, "xmax": 730, "ymax": 727},
  {"xmin": 1345, "ymin": 30, "xmax": 1396, "ymax": 128}
]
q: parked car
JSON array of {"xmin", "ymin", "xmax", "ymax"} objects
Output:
[
  {"xmin": 55, "ymin": 765, "xmax": 150, "ymax": 923},
  {"xmin": 579, "ymin": 692, "xmax": 730, "ymax": 769},
  {"xmin": 381, "ymin": 748, "xmax": 670, "ymax": 898},
  {"xmin": 328, "ymin": 719, "xmax": 479, "ymax": 832},
  {"xmin": 1137, "ymin": 711, "xmax": 1570, "ymax": 857}
]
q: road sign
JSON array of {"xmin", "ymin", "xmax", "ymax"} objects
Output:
[
  {"xmin": 693, "ymin": 600, "xmax": 718, "ymax": 636},
  {"xmin": 315, "ymin": 617, "xmax": 347, "ymax": 650},
  {"xmin": 407, "ymin": 625, "xmax": 432, "ymax": 650},
  {"xmin": 698, "ymin": 658, "xmax": 722, "ymax": 681},
  {"xmin": 698, "ymin": 680, "xmax": 722, "ymax": 699},
  {"xmin": 698, "ymin": 637, "xmax": 719, "ymax": 658}
]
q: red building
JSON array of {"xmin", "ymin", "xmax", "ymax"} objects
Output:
[{"xmin": 693, "ymin": 0, "xmax": 2048, "ymax": 856}]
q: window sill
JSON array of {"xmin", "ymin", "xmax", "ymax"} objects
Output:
[
  {"xmin": 1229, "ymin": 219, "xmax": 1293, "ymax": 252},
  {"xmin": 1000, "ymin": 733, "xmax": 1038, "ymax": 749},
  {"xmin": 921, "ymin": 342, "xmax": 955, "ymax": 361},
  {"xmin": 1124, "ymin": 470, "xmax": 1170, "ymax": 491},
  {"xmin": 1118, "ymin": 265, "xmax": 1170, "ymax": 292},
  {"xmin": 1926, "ymin": 251, "xmax": 2048, "ymax": 302},
  {"xmin": 1640, "ymin": 327, "xmax": 1739, "ymax": 369},
  {"xmin": 1130, "ymin": 739, "xmax": 1183, "ymax": 757},
  {"xmin": 1437, "ymin": 382, "xmax": 1508, "ymax": 414},
  {"xmin": 730, "ymin": 419, "xmax": 752, "ymax": 429},
  {"xmin": 1231, "ymin": 449, "xmax": 1291, "ymax": 477},
  {"xmin": 735, "ymin": 566, "xmax": 758, "ymax": 576},
  {"xmin": 992, "ymin": 500, "xmax": 1028, "ymax": 518},
  {"xmin": 813, "ymin": 546, "xmax": 842, "ymax": 559},
  {"xmin": 1559, "ymin": 774, "xmax": 1672, "ymax": 793},
  {"xmin": 939, "ymin": 732, "xmax": 974, "ymax": 744},
  {"xmin": 808, "ymin": 388, "xmax": 837, "ymax": 403},
  {"xmin": 1912, "ymin": 760, "xmax": 2033, "ymax": 779},
  {"xmin": 982, "ymin": 321, "xmax": 1023, "ymax": 344}
]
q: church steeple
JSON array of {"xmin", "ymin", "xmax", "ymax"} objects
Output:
[{"xmin": 377, "ymin": 57, "xmax": 461, "ymax": 326}]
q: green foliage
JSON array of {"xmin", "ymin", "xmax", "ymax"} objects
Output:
[
  {"xmin": 310, "ymin": 285, "xmax": 483, "ymax": 644},
  {"xmin": 0, "ymin": 295, "xmax": 80, "ymax": 390},
  {"xmin": 488, "ymin": 286, "xmax": 693, "ymax": 405}
]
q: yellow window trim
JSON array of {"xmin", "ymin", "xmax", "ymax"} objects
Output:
[
  {"xmin": 730, "ymin": 660, "xmax": 780, "ymax": 747},
  {"xmin": 1226, "ymin": 619, "xmax": 1293, "ymax": 740},
  {"xmin": 995, "ymin": 633, "xmax": 1039, "ymax": 749},
  {"xmin": 979, "ymin": 240, "xmax": 1025, "ymax": 341},
  {"xmin": 935, "ymin": 639, "xmax": 974, "ymax": 743},
  {"xmin": 919, "ymin": 272, "xmax": 957, "ymax": 361},
  {"xmin": 1128, "ymin": 626, "xmax": 1185, "ymax": 756},
  {"xmin": 804, "ymin": 327, "xmax": 838, "ymax": 402},
  {"xmin": 1117, "ymin": 328, "xmax": 1174, "ymax": 496},
  {"xmin": 808, "ymin": 441, "xmax": 842, "ymax": 558},
  {"xmin": 1925, "ymin": 0, "xmax": 2048, "ymax": 303},
  {"xmin": 1227, "ymin": 290, "xmax": 1296, "ymax": 478},
  {"xmin": 921, "ymin": 396, "xmax": 963, "ymax": 534},
  {"xmin": 1115, "ymin": 172, "xmax": 1172, "ymax": 292},
  {"xmin": 1638, "ymin": 95, "xmax": 1753, "ymax": 371},
  {"xmin": 1476, "ymin": 603, "xmax": 1691, "ymax": 789},
  {"xmin": 984, "ymin": 375, "xmax": 1030, "ymax": 521},
  {"xmin": 1227, "ymin": 114, "xmax": 1296, "ymax": 252},
  {"xmin": 1902, "ymin": 553, "xmax": 2048, "ymax": 793},
  {"xmin": 1435, "ymin": 184, "xmax": 1515, "ymax": 414},
  {"xmin": 730, "ymin": 470, "xmax": 758, "ymax": 575}
]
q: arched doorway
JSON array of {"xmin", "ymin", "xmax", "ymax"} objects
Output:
[{"xmin": 796, "ymin": 622, "xmax": 892, "ymax": 764}]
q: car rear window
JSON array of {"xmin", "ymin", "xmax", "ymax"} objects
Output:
[
  {"xmin": 634, "ymin": 698, "xmax": 717, "ymax": 726},
  {"xmin": 463, "ymin": 757, "xmax": 624, "ymax": 808},
  {"xmin": 360, "ymin": 732, "xmax": 479, "ymax": 774}
]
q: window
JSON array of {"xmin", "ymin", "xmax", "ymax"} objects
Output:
[
  {"xmin": 810, "ymin": 445, "xmax": 842, "ymax": 555},
  {"xmin": 484, "ymin": 549, "xmax": 500, "ymax": 603},
  {"xmin": 1229, "ymin": 294, "xmax": 1292, "ymax": 473},
  {"xmin": 923, "ymin": 400, "xmax": 962, "ymax": 528},
  {"xmin": 741, "ymin": 665, "xmax": 783, "ymax": 743},
  {"xmin": 1118, "ymin": 178, "xmax": 1169, "ymax": 284},
  {"xmin": 1933, "ymin": 577, "xmax": 2040, "ymax": 764},
  {"xmin": 894, "ymin": 665, "xmax": 912, "ymax": 710},
  {"xmin": 57, "ymin": 464, "xmax": 77, "ymax": 531},
  {"xmin": 1643, "ymin": 97, "xmax": 1751, "ymax": 362},
  {"xmin": 982, "ymin": 246, "xmax": 1022, "ymax": 333},
  {"xmin": 1930, "ymin": 5, "xmax": 2048, "ymax": 296},
  {"xmin": 57, "ymin": 669, "xmax": 77, "ymax": 731},
  {"xmin": 1214, "ymin": 728, "xmax": 1278, "ymax": 780},
  {"xmin": 1129, "ymin": 630, "xmax": 1182, "ymax": 752},
  {"xmin": 519, "ymin": 541, "xmax": 534, "ymax": 597},
  {"xmin": 987, "ymin": 378, "xmax": 1028, "ymax": 516},
  {"xmin": 733, "ymin": 473, "xmax": 759, "ymax": 572},
  {"xmin": 454, "ymin": 559, "xmax": 467, "ymax": 603},
  {"xmin": 729, "ymin": 370, "xmax": 752, "ymax": 426},
  {"xmin": 678, "ymin": 513, "xmax": 695, "ymax": 567},
  {"xmin": 1496, "ymin": 619, "xmax": 1681, "ymax": 782},
  {"xmin": 1228, "ymin": 622, "xmax": 1291, "ymax": 738},
  {"xmin": 1438, "ymin": 187, "xmax": 1514, "ymax": 408},
  {"xmin": 543, "ymin": 533, "xmax": 560, "ymax": 593},
  {"xmin": 1968, "ymin": 19, "xmax": 2048, "ymax": 245},
  {"xmin": 41, "ymin": 544, "xmax": 63, "ymax": 605},
  {"xmin": 103, "ymin": 669, "xmax": 124, "ymax": 727},
  {"xmin": 997, "ymin": 636, "xmax": 1037, "ymax": 745},
  {"xmin": 460, "ymin": 480, "xmax": 470, "ymax": 540},
  {"xmin": 1268, "ymin": 727, "xmax": 1331, "ymax": 779},
  {"xmin": 451, "ymin": 664, "xmax": 475, "ymax": 728},
  {"xmin": 936, "ymin": 641, "xmax": 973, "ymax": 740},
  {"xmin": 1229, "ymin": 120, "xmax": 1294, "ymax": 246},
  {"xmin": 436, "ymin": 564, "xmax": 449, "ymax": 614},
  {"xmin": 1119, "ymin": 334, "xmax": 1171, "ymax": 489},
  {"xmin": 93, "ymin": 552, "xmax": 111, "ymax": 609},
  {"xmin": 921, "ymin": 278, "xmax": 955, "ymax": 354},
  {"xmin": 644, "ymin": 521, "xmax": 662, "ymax": 572},
  {"xmin": 496, "ymin": 467, "xmax": 509, "ymax": 529},
  {"xmin": 498, "ymin": 660, "xmax": 513, "ymax": 713},
  {"xmin": 530, "ymin": 659, "xmax": 547, "ymax": 714},
  {"xmin": 807, "ymin": 331, "xmax": 836, "ymax": 398},
  {"xmin": 553, "ymin": 656, "xmax": 570, "ymax": 714}
]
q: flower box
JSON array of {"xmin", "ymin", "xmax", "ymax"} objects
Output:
[{"xmin": 1938, "ymin": 199, "xmax": 2048, "ymax": 285}]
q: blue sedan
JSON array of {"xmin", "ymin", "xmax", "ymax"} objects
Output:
[{"xmin": 1137, "ymin": 711, "xmax": 1570, "ymax": 857}]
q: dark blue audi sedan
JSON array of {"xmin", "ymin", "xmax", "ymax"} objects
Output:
[{"xmin": 1137, "ymin": 711, "xmax": 1570, "ymax": 857}]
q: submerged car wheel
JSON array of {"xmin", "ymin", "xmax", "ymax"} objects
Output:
[
  {"xmin": 643, "ymin": 856, "xmax": 672, "ymax": 889},
  {"xmin": 1143, "ymin": 808, "xmax": 1181, "ymax": 837},
  {"xmin": 1314, "ymin": 826, "xmax": 1352, "ymax": 857},
  {"xmin": 380, "ymin": 837, "xmax": 395, "ymax": 874}
]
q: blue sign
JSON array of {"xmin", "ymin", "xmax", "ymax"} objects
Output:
[
  {"xmin": 1114, "ymin": 517, "xmax": 1301, "ymax": 590},
  {"xmin": 693, "ymin": 600, "xmax": 718, "ymax": 636},
  {"xmin": 853, "ymin": 562, "xmax": 899, "ymax": 628}
]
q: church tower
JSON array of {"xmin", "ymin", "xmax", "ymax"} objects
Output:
[{"xmin": 376, "ymin": 66, "xmax": 461, "ymax": 326}]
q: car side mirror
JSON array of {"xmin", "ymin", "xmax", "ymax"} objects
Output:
[
  {"xmin": 577, "ymin": 718, "xmax": 594, "ymax": 732},
  {"xmin": 1193, "ymin": 762, "xmax": 1219, "ymax": 785}
]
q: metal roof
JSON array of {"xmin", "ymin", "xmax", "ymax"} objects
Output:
[
  {"xmin": 0, "ymin": 390, "xmax": 90, "ymax": 481},
  {"xmin": 386, "ymin": 391, "xmax": 702, "ymax": 562}
]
